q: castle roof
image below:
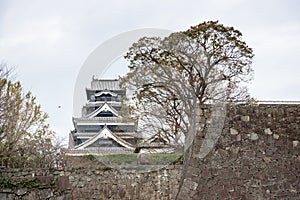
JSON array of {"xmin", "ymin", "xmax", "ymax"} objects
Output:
[
  {"xmin": 73, "ymin": 116, "xmax": 135, "ymax": 126},
  {"xmin": 74, "ymin": 126, "xmax": 135, "ymax": 150},
  {"xmin": 87, "ymin": 79, "xmax": 122, "ymax": 91}
]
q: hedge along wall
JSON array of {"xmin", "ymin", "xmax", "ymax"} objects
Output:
[{"xmin": 178, "ymin": 103, "xmax": 300, "ymax": 199}]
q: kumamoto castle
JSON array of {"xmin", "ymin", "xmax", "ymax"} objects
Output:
[{"xmin": 68, "ymin": 78, "xmax": 171, "ymax": 155}]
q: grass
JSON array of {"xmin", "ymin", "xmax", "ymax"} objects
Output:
[
  {"xmin": 141, "ymin": 153, "xmax": 183, "ymax": 165},
  {"xmin": 81, "ymin": 153, "xmax": 183, "ymax": 166}
]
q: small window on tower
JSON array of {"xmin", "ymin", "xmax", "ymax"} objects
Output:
[{"xmin": 97, "ymin": 111, "xmax": 114, "ymax": 117}]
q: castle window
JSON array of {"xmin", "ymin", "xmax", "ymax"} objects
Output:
[
  {"xmin": 97, "ymin": 94, "xmax": 113, "ymax": 101},
  {"xmin": 97, "ymin": 111, "xmax": 114, "ymax": 117}
]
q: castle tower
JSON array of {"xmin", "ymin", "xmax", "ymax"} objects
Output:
[{"xmin": 68, "ymin": 78, "xmax": 140, "ymax": 154}]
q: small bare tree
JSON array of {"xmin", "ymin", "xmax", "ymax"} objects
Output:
[{"xmin": 0, "ymin": 63, "xmax": 64, "ymax": 168}]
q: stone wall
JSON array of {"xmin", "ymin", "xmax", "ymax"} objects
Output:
[
  {"xmin": 1, "ymin": 103, "xmax": 300, "ymax": 199},
  {"xmin": 0, "ymin": 170, "xmax": 70, "ymax": 200},
  {"xmin": 178, "ymin": 103, "xmax": 300, "ymax": 199},
  {"xmin": 0, "ymin": 158, "xmax": 182, "ymax": 200},
  {"xmin": 67, "ymin": 165, "xmax": 181, "ymax": 199}
]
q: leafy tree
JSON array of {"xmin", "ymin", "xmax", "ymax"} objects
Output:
[
  {"xmin": 121, "ymin": 21, "xmax": 254, "ymax": 146},
  {"xmin": 0, "ymin": 63, "xmax": 63, "ymax": 168}
]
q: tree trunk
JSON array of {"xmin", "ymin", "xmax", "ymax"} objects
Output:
[
  {"xmin": 176, "ymin": 106, "xmax": 208, "ymax": 199},
  {"xmin": 176, "ymin": 104, "xmax": 226, "ymax": 199}
]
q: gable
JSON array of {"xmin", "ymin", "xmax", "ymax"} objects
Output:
[
  {"xmin": 86, "ymin": 138, "xmax": 122, "ymax": 148},
  {"xmin": 86, "ymin": 103, "xmax": 119, "ymax": 118},
  {"xmin": 75, "ymin": 127, "xmax": 135, "ymax": 150}
]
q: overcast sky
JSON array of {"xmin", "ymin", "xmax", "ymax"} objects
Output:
[{"xmin": 0, "ymin": 0, "xmax": 299, "ymax": 142}]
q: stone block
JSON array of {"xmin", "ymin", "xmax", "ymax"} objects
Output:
[
  {"xmin": 56, "ymin": 176, "xmax": 70, "ymax": 191},
  {"xmin": 2, "ymin": 189, "xmax": 12, "ymax": 193},
  {"xmin": 16, "ymin": 188, "xmax": 27, "ymax": 196},
  {"xmin": 250, "ymin": 132, "xmax": 259, "ymax": 140},
  {"xmin": 196, "ymin": 108, "xmax": 203, "ymax": 116},
  {"xmin": 0, "ymin": 193, "xmax": 14, "ymax": 200},
  {"xmin": 215, "ymin": 148, "xmax": 228, "ymax": 157},
  {"xmin": 273, "ymin": 134, "xmax": 280, "ymax": 139},
  {"xmin": 36, "ymin": 176, "xmax": 53, "ymax": 186},
  {"xmin": 241, "ymin": 115, "xmax": 250, "ymax": 122},
  {"xmin": 230, "ymin": 128, "xmax": 238, "ymax": 135},
  {"xmin": 293, "ymin": 140, "xmax": 299, "ymax": 147},
  {"xmin": 264, "ymin": 128, "xmax": 273, "ymax": 135}
]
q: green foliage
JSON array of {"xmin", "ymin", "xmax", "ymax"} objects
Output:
[
  {"xmin": 102, "ymin": 166, "xmax": 113, "ymax": 171},
  {"xmin": 0, "ymin": 64, "xmax": 62, "ymax": 169},
  {"xmin": 0, "ymin": 156, "xmax": 28, "ymax": 168},
  {"xmin": 0, "ymin": 177, "xmax": 59, "ymax": 189},
  {"xmin": 82, "ymin": 154, "xmax": 95, "ymax": 160},
  {"xmin": 50, "ymin": 177, "xmax": 57, "ymax": 187},
  {"xmin": 144, "ymin": 153, "xmax": 182, "ymax": 161},
  {"xmin": 140, "ymin": 153, "xmax": 183, "ymax": 165},
  {"xmin": 0, "ymin": 178, "xmax": 38, "ymax": 189}
]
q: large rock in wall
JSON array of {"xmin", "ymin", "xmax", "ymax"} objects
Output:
[{"xmin": 178, "ymin": 103, "xmax": 300, "ymax": 199}]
